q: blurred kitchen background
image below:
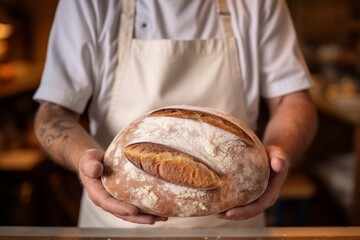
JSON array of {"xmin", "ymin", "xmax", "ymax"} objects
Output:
[{"xmin": 0, "ymin": 0, "xmax": 359, "ymax": 227}]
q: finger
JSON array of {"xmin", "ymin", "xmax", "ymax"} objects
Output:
[
  {"xmin": 84, "ymin": 177, "xmax": 139, "ymax": 216},
  {"xmin": 78, "ymin": 149, "xmax": 105, "ymax": 178},
  {"xmin": 114, "ymin": 213, "xmax": 168, "ymax": 225},
  {"xmin": 269, "ymin": 156, "xmax": 290, "ymax": 175},
  {"xmin": 217, "ymin": 146, "xmax": 290, "ymax": 221},
  {"xmin": 78, "ymin": 149, "xmax": 141, "ymax": 217},
  {"xmin": 219, "ymin": 201, "xmax": 263, "ymax": 220},
  {"xmin": 217, "ymin": 212, "xmax": 245, "ymax": 221},
  {"xmin": 219, "ymin": 170, "xmax": 288, "ymax": 220},
  {"xmin": 155, "ymin": 216, "xmax": 169, "ymax": 222},
  {"xmin": 265, "ymin": 146, "xmax": 290, "ymax": 173},
  {"xmin": 84, "ymin": 159, "xmax": 104, "ymax": 178}
]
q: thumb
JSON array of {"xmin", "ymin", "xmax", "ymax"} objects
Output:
[
  {"xmin": 265, "ymin": 145, "xmax": 290, "ymax": 174},
  {"xmin": 79, "ymin": 149, "xmax": 104, "ymax": 178}
]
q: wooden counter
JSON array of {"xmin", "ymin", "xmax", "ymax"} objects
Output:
[{"xmin": 0, "ymin": 227, "xmax": 360, "ymax": 239}]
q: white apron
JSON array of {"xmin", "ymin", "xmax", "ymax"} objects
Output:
[{"xmin": 79, "ymin": 0, "xmax": 265, "ymax": 228}]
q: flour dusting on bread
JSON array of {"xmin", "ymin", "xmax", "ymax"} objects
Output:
[{"xmin": 101, "ymin": 106, "xmax": 269, "ymax": 217}]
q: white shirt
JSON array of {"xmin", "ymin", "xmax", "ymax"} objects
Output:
[{"xmin": 34, "ymin": 0, "xmax": 311, "ymax": 136}]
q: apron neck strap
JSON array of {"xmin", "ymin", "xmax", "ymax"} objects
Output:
[
  {"xmin": 216, "ymin": 0, "xmax": 234, "ymax": 38},
  {"xmin": 117, "ymin": 0, "xmax": 135, "ymax": 61}
]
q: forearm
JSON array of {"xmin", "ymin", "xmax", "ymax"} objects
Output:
[
  {"xmin": 34, "ymin": 102, "xmax": 103, "ymax": 172},
  {"xmin": 262, "ymin": 91, "xmax": 318, "ymax": 164}
]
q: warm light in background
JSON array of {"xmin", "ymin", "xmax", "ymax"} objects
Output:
[
  {"xmin": 0, "ymin": 22, "xmax": 13, "ymax": 39},
  {"xmin": 0, "ymin": 22, "xmax": 13, "ymax": 60}
]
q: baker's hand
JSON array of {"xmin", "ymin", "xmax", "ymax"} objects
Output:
[
  {"xmin": 217, "ymin": 145, "xmax": 289, "ymax": 220},
  {"xmin": 78, "ymin": 149, "xmax": 168, "ymax": 224}
]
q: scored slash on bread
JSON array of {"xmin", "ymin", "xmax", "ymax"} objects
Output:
[
  {"xmin": 149, "ymin": 108, "xmax": 254, "ymax": 147},
  {"xmin": 124, "ymin": 142, "xmax": 221, "ymax": 190}
]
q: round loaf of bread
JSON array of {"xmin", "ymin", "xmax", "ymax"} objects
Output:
[{"xmin": 101, "ymin": 106, "xmax": 269, "ymax": 217}]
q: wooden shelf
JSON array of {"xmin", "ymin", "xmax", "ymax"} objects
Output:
[{"xmin": 310, "ymin": 74, "xmax": 360, "ymax": 225}]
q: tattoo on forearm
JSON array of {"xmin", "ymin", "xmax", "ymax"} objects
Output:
[
  {"xmin": 37, "ymin": 127, "xmax": 46, "ymax": 138},
  {"xmin": 46, "ymin": 135, "xmax": 55, "ymax": 147},
  {"xmin": 40, "ymin": 119, "xmax": 74, "ymax": 147},
  {"xmin": 37, "ymin": 103, "xmax": 77, "ymax": 148}
]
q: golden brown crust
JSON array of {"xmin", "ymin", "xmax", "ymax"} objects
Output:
[
  {"xmin": 124, "ymin": 142, "xmax": 221, "ymax": 189},
  {"xmin": 149, "ymin": 108, "xmax": 254, "ymax": 147},
  {"xmin": 101, "ymin": 106, "xmax": 270, "ymax": 217}
]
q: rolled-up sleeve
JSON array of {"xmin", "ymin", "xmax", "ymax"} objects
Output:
[
  {"xmin": 33, "ymin": 0, "xmax": 98, "ymax": 113},
  {"xmin": 259, "ymin": 0, "xmax": 311, "ymax": 98}
]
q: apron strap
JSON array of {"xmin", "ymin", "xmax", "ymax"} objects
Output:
[
  {"xmin": 117, "ymin": 0, "xmax": 135, "ymax": 63},
  {"xmin": 216, "ymin": 0, "xmax": 234, "ymax": 38},
  {"xmin": 109, "ymin": 0, "xmax": 135, "ymax": 121}
]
